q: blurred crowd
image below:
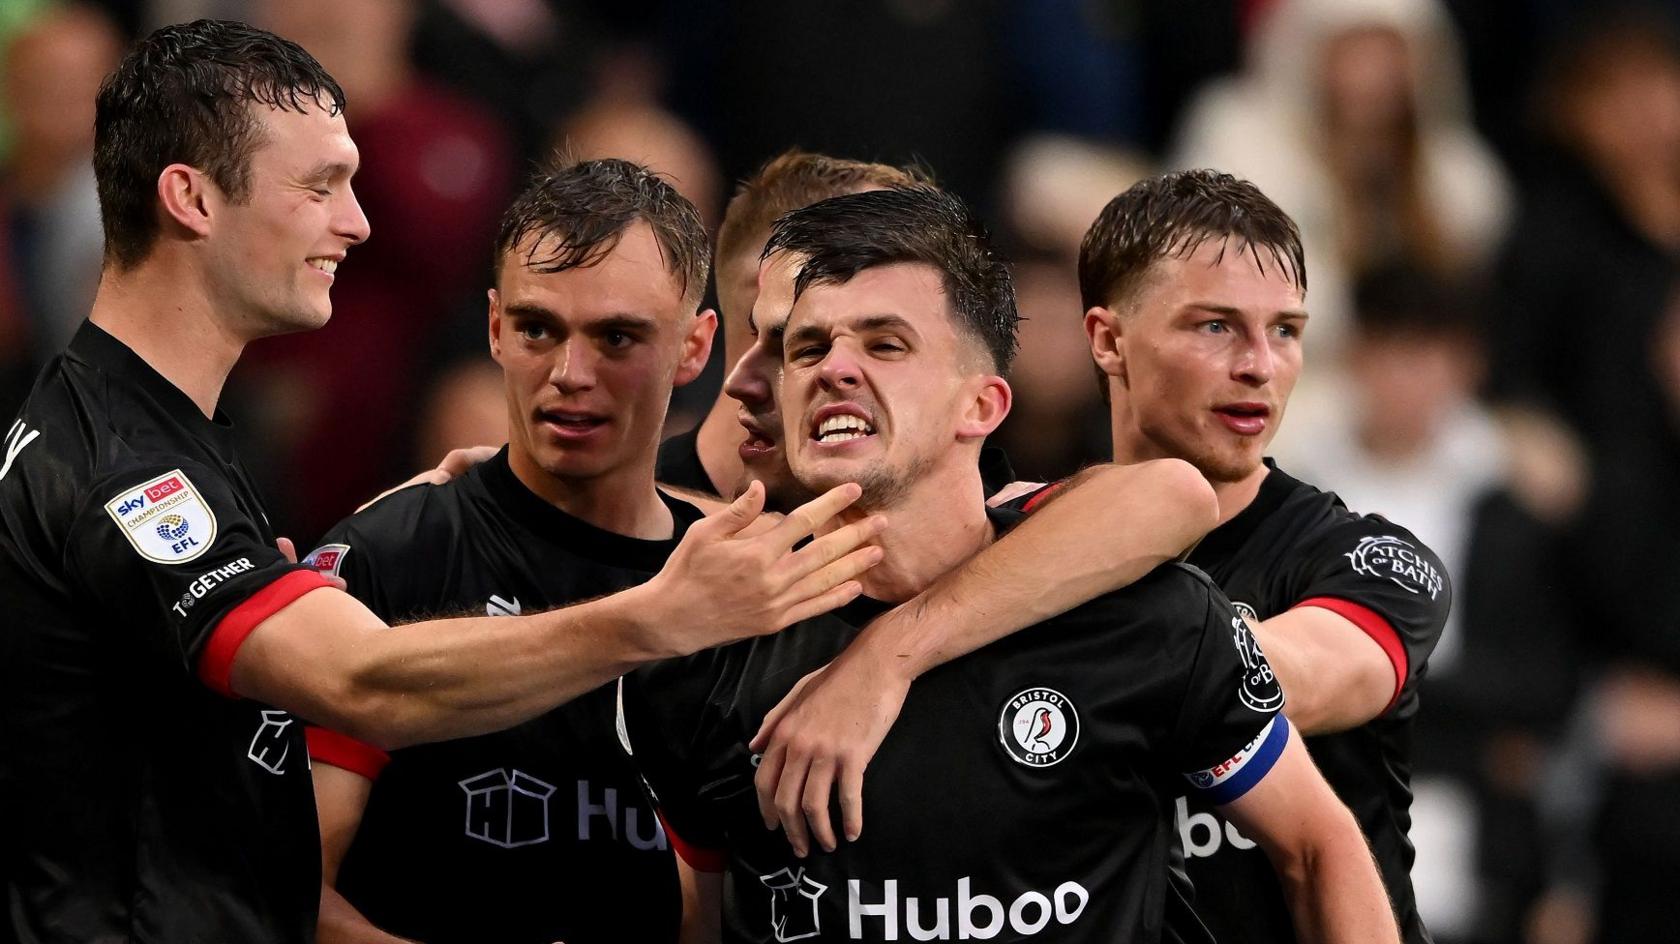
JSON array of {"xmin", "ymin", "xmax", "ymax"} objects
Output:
[{"xmin": 0, "ymin": 1, "xmax": 1675, "ymax": 941}]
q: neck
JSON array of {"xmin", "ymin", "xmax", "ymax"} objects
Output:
[
  {"xmin": 845, "ymin": 457, "xmax": 993, "ymax": 603},
  {"xmin": 507, "ymin": 444, "xmax": 674, "ymax": 540},
  {"xmin": 693, "ymin": 393, "xmax": 746, "ymax": 496},
  {"xmin": 86, "ymin": 261, "xmax": 248, "ymax": 419},
  {"xmin": 1108, "ymin": 408, "xmax": 1267, "ymax": 527}
]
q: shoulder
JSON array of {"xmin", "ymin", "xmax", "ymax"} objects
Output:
[{"xmin": 1064, "ymin": 561, "xmax": 1224, "ymax": 630}]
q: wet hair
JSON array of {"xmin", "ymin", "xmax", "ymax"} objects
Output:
[
  {"xmin": 716, "ymin": 149, "xmax": 931, "ymax": 272},
  {"xmin": 763, "ymin": 187, "xmax": 1018, "ymax": 373},
  {"xmin": 95, "ymin": 19, "xmax": 346, "ymax": 269},
  {"xmin": 1078, "ymin": 169, "xmax": 1306, "ymax": 312},
  {"xmin": 494, "ymin": 156, "xmax": 710, "ymax": 306}
]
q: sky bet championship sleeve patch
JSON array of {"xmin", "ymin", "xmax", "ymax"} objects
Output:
[
  {"xmin": 103, "ymin": 469, "xmax": 218, "ymax": 564},
  {"xmin": 302, "ymin": 543, "xmax": 350, "ymax": 579}
]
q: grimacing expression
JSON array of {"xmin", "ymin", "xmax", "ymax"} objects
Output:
[
  {"xmin": 202, "ymin": 102, "xmax": 369, "ymax": 336},
  {"xmin": 722, "ymin": 251, "xmax": 806, "ymax": 505},
  {"xmin": 1092, "ymin": 237, "xmax": 1307, "ymax": 482},
  {"xmin": 780, "ymin": 262, "xmax": 1003, "ymax": 509},
  {"xmin": 490, "ymin": 221, "xmax": 712, "ymax": 484}
]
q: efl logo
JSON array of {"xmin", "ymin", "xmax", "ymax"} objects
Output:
[{"xmin": 103, "ymin": 469, "xmax": 218, "ymax": 564}]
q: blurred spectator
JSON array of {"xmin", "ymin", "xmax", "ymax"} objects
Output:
[
  {"xmin": 1291, "ymin": 268, "xmax": 1584, "ymax": 944},
  {"xmin": 0, "ymin": 3, "xmax": 120, "ymax": 415},
  {"xmin": 239, "ymin": 0, "xmax": 515, "ymax": 540},
  {"xmin": 1171, "ymin": 0, "xmax": 1511, "ymax": 355}
]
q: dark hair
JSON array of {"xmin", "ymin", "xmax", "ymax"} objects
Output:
[
  {"xmin": 494, "ymin": 156, "xmax": 710, "ymax": 305},
  {"xmin": 1078, "ymin": 170, "xmax": 1306, "ymax": 312},
  {"xmin": 94, "ymin": 19, "xmax": 346, "ymax": 270},
  {"xmin": 763, "ymin": 187, "xmax": 1018, "ymax": 373},
  {"xmin": 716, "ymin": 149, "xmax": 931, "ymax": 270}
]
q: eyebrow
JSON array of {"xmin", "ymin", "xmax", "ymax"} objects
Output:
[
  {"xmin": 503, "ymin": 304, "xmax": 659, "ymax": 332},
  {"xmin": 786, "ymin": 312, "xmax": 918, "ymax": 349},
  {"xmin": 1185, "ymin": 303, "xmax": 1310, "ymax": 320},
  {"xmin": 302, "ymin": 161, "xmax": 355, "ymax": 184}
]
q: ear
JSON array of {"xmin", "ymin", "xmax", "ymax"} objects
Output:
[
  {"xmin": 1085, "ymin": 305, "xmax": 1127, "ymax": 386},
  {"xmin": 157, "ymin": 163, "xmax": 213, "ymax": 239},
  {"xmin": 674, "ymin": 307, "xmax": 719, "ymax": 388},
  {"xmin": 486, "ymin": 288, "xmax": 504, "ymax": 361},
  {"xmin": 956, "ymin": 375, "xmax": 1012, "ymax": 440}
]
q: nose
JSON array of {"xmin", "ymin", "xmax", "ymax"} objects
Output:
[
  {"xmin": 816, "ymin": 344, "xmax": 862, "ymax": 392},
  {"xmin": 724, "ymin": 344, "xmax": 773, "ymax": 409},
  {"xmin": 549, "ymin": 339, "xmax": 598, "ymax": 395},
  {"xmin": 336, "ymin": 183, "xmax": 372, "ymax": 246},
  {"xmin": 1233, "ymin": 334, "xmax": 1275, "ymax": 386}
]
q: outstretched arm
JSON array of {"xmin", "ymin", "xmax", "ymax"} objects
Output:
[
  {"xmin": 751, "ymin": 459, "xmax": 1218, "ymax": 854},
  {"xmin": 231, "ymin": 483, "xmax": 883, "ymax": 750},
  {"xmin": 1220, "ymin": 734, "xmax": 1400, "ymax": 944}
]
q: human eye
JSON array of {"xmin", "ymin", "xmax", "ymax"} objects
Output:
[
  {"xmin": 1273, "ymin": 322, "xmax": 1302, "ymax": 340},
  {"xmin": 517, "ymin": 321, "xmax": 550, "ymax": 342},
  {"xmin": 603, "ymin": 330, "xmax": 637, "ymax": 350},
  {"xmin": 870, "ymin": 337, "xmax": 907, "ymax": 356},
  {"xmin": 1198, "ymin": 320, "xmax": 1228, "ymax": 335}
]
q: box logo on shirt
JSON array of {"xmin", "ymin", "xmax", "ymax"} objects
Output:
[
  {"xmin": 760, "ymin": 867, "xmax": 828, "ymax": 942},
  {"xmin": 103, "ymin": 469, "xmax": 217, "ymax": 564},
  {"xmin": 999, "ymin": 687, "xmax": 1080, "ymax": 768}
]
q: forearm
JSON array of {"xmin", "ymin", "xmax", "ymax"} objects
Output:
[
  {"xmin": 1251, "ymin": 609, "xmax": 1395, "ymax": 736},
  {"xmin": 1273, "ymin": 825, "xmax": 1399, "ymax": 944},
  {"xmin": 318, "ymin": 886, "xmax": 419, "ymax": 944},
  {"xmin": 858, "ymin": 459, "xmax": 1217, "ymax": 678},
  {"xmin": 237, "ymin": 584, "xmax": 670, "ymax": 750}
]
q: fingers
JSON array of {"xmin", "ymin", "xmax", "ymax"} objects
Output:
[
  {"xmin": 839, "ymin": 763, "xmax": 866, "ymax": 842},
  {"xmin": 769, "ymin": 483, "xmax": 863, "ymax": 547},
  {"xmin": 777, "ymin": 580, "xmax": 866, "ymax": 629},
  {"xmin": 753, "ymin": 669, "xmax": 819, "ymax": 752},
  {"xmin": 780, "ymin": 545, "xmax": 883, "ymax": 615},
  {"xmin": 713, "ymin": 480, "xmax": 767, "ymax": 534},
  {"xmin": 277, "ymin": 536, "xmax": 297, "ymax": 564},
  {"xmin": 802, "ymin": 758, "xmax": 839, "ymax": 853},
  {"xmin": 774, "ymin": 753, "xmax": 814, "ymax": 857},
  {"xmin": 784, "ymin": 515, "xmax": 886, "ymax": 579},
  {"xmin": 755, "ymin": 741, "xmax": 787, "ymax": 830},
  {"xmin": 438, "ymin": 444, "xmax": 498, "ymax": 478}
]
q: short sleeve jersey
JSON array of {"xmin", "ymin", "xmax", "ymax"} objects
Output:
[
  {"xmin": 302, "ymin": 448, "xmax": 697, "ymax": 944},
  {"xmin": 621, "ymin": 516, "xmax": 1290, "ymax": 944},
  {"xmin": 0, "ymin": 322, "xmax": 331, "ymax": 943},
  {"xmin": 1015, "ymin": 461, "xmax": 1450, "ymax": 944}
]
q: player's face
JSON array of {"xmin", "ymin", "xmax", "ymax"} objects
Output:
[
  {"xmin": 1095, "ymin": 239, "xmax": 1306, "ymax": 482},
  {"xmin": 722, "ymin": 252, "xmax": 807, "ymax": 507},
  {"xmin": 781, "ymin": 263, "xmax": 1003, "ymax": 508},
  {"xmin": 206, "ymin": 102, "xmax": 368, "ymax": 337},
  {"xmin": 490, "ymin": 222, "xmax": 713, "ymax": 485}
]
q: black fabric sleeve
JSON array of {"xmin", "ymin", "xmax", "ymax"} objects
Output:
[
  {"xmin": 64, "ymin": 458, "xmax": 314, "ymax": 675},
  {"xmin": 1170, "ymin": 576, "xmax": 1289, "ymax": 806},
  {"xmin": 616, "ymin": 659, "xmax": 736, "ymax": 869},
  {"xmin": 1290, "ymin": 516, "xmax": 1453, "ymax": 701}
]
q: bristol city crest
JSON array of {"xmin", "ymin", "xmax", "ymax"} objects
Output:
[{"xmin": 999, "ymin": 687, "xmax": 1080, "ymax": 767}]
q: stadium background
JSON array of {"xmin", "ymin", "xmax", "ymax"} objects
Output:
[{"xmin": 0, "ymin": 0, "xmax": 1674, "ymax": 941}]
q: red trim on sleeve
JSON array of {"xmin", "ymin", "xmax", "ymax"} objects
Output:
[
  {"xmin": 306, "ymin": 726, "xmax": 390, "ymax": 780},
  {"xmin": 657, "ymin": 809, "xmax": 725, "ymax": 872},
  {"xmin": 1293, "ymin": 596, "xmax": 1408, "ymax": 715},
  {"xmin": 1021, "ymin": 481, "xmax": 1065, "ymax": 515},
  {"xmin": 196, "ymin": 569, "xmax": 333, "ymax": 699}
]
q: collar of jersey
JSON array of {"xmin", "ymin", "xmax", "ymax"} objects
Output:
[
  {"xmin": 69, "ymin": 321, "xmax": 237, "ymax": 443},
  {"xmin": 1188, "ymin": 458, "xmax": 1298, "ymax": 567},
  {"xmin": 477, "ymin": 446, "xmax": 704, "ymax": 572}
]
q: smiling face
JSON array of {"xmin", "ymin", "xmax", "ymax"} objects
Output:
[
  {"xmin": 1090, "ymin": 238, "xmax": 1307, "ymax": 482},
  {"xmin": 202, "ymin": 101, "xmax": 369, "ymax": 338},
  {"xmin": 490, "ymin": 221, "xmax": 713, "ymax": 488},
  {"xmin": 780, "ymin": 262, "xmax": 1008, "ymax": 509}
]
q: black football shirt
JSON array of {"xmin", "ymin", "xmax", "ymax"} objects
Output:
[
  {"xmin": 1017, "ymin": 461, "xmax": 1450, "ymax": 944},
  {"xmin": 621, "ymin": 511, "xmax": 1291, "ymax": 944},
  {"xmin": 302, "ymin": 448, "xmax": 697, "ymax": 944},
  {"xmin": 0, "ymin": 322, "xmax": 332, "ymax": 943}
]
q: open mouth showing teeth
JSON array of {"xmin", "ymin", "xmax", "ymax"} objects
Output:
[
  {"xmin": 308, "ymin": 258, "xmax": 339, "ymax": 275},
  {"xmin": 814, "ymin": 414, "xmax": 875, "ymax": 442}
]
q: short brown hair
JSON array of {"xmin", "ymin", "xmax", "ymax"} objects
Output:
[
  {"xmin": 1078, "ymin": 170, "xmax": 1306, "ymax": 312},
  {"xmin": 715, "ymin": 149, "xmax": 929, "ymax": 270},
  {"xmin": 495, "ymin": 157, "xmax": 710, "ymax": 307}
]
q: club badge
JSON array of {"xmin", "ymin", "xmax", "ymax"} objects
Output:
[{"xmin": 999, "ymin": 687, "xmax": 1080, "ymax": 767}]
